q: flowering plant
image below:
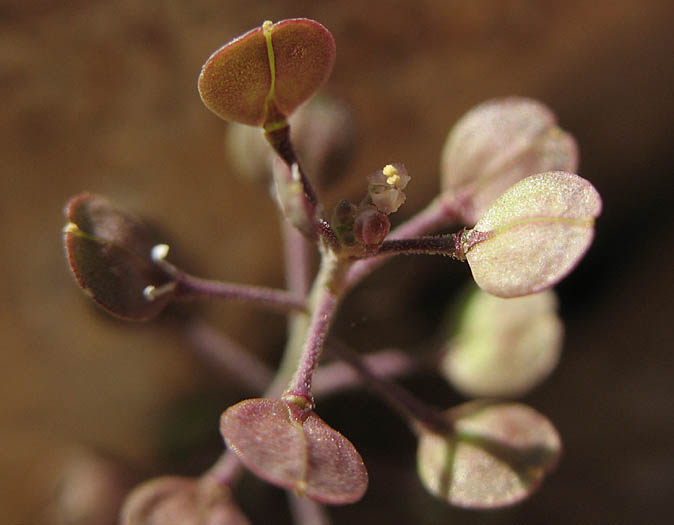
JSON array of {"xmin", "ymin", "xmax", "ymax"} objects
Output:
[{"xmin": 63, "ymin": 18, "xmax": 601, "ymax": 523}]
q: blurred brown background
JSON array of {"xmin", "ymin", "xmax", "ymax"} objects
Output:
[{"xmin": 2, "ymin": 1, "xmax": 673, "ymax": 523}]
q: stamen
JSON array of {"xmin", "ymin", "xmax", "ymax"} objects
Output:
[
  {"xmin": 151, "ymin": 244, "xmax": 170, "ymax": 261},
  {"xmin": 143, "ymin": 282, "xmax": 176, "ymax": 301},
  {"xmin": 382, "ymin": 164, "xmax": 400, "ymax": 186}
]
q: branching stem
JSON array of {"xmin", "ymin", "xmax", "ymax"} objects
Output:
[
  {"xmin": 374, "ymin": 233, "xmax": 464, "ymax": 258},
  {"xmin": 265, "ymin": 125, "xmax": 339, "ymax": 251},
  {"xmin": 181, "ymin": 319, "xmax": 273, "ymax": 393},
  {"xmin": 329, "ymin": 340, "xmax": 452, "ymax": 435},
  {"xmin": 282, "ymin": 219, "xmax": 312, "ymax": 298},
  {"xmin": 149, "ymin": 245, "xmax": 306, "ymax": 312},
  {"xmin": 173, "ymin": 272, "xmax": 306, "ymax": 312},
  {"xmin": 313, "ymin": 348, "xmax": 420, "ymax": 397},
  {"xmin": 344, "ymin": 196, "xmax": 461, "ymax": 292},
  {"xmin": 205, "ymin": 449, "xmax": 244, "ymax": 487}
]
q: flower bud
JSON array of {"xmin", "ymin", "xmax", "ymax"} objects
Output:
[
  {"xmin": 332, "ymin": 199, "xmax": 358, "ymax": 245},
  {"xmin": 353, "ymin": 206, "xmax": 390, "ymax": 246}
]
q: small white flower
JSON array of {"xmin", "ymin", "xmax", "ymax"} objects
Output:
[{"xmin": 367, "ymin": 163, "xmax": 411, "ymax": 214}]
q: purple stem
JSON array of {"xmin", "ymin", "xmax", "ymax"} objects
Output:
[
  {"xmin": 344, "ymin": 197, "xmax": 460, "ymax": 292},
  {"xmin": 288, "ymin": 492, "xmax": 331, "ymax": 525},
  {"xmin": 205, "ymin": 449, "xmax": 244, "ymax": 487},
  {"xmin": 285, "ymin": 288, "xmax": 339, "ymax": 406},
  {"xmin": 204, "ymin": 345, "xmax": 430, "ymax": 488},
  {"xmin": 313, "ymin": 348, "xmax": 418, "ymax": 397},
  {"xmin": 265, "ymin": 126, "xmax": 319, "ymax": 208},
  {"xmin": 173, "ymin": 272, "xmax": 306, "ymax": 313},
  {"xmin": 330, "ymin": 340, "xmax": 452, "ymax": 435},
  {"xmin": 266, "ymin": 125, "xmax": 339, "ymax": 250},
  {"xmin": 374, "ymin": 233, "xmax": 463, "ymax": 258},
  {"xmin": 282, "ymin": 220, "xmax": 312, "ymax": 298},
  {"xmin": 182, "ymin": 319, "xmax": 273, "ymax": 393}
]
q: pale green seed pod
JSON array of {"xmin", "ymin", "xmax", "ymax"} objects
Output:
[
  {"xmin": 464, "ymin": 171, "xmax": 602, "ymax": 298},
  {"xmin": 442, "ymin": 288, "xmax": 563, "ymax": 398},
  {"xmin": 441, "ymin": 97, "xmax": 578, "ymax": 225}
]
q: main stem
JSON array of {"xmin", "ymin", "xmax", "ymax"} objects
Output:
[
  {"xmin": 265, "ymin": 125, "xmax": 339, "ymax": 251},
  {"xmin": 283, "ymin": 249, "xmax": 349, "ymax": 408}
]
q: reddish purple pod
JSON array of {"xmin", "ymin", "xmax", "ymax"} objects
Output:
[
  {"xmin": 63, "ymin": 193, "xmax": 173, "ymax": 320},
  {"xmin": 120, "ymin": 476, "xmax": 251, "ymax": 525},
  {"xmin": 198, "ymin": 19, "xmax": 336, "ymax": 128},
  {"xmin": 221, "ymin": 398, "xmax": 368, "ymax": 504}
]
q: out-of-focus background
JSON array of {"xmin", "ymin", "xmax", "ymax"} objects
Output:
[{"xmin": 2, "ymin": 1, "xmax": 672, "ymax": 523}]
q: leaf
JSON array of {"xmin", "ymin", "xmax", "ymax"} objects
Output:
[
  {"xmin": 417, "ymin": 402, "xmax": 561, "ymax": 509},
  {"xmin": 198, "ymin": 19, "xmax": 335, "ymax": 127},
  {"xmin": 120, "ymin": 476, "xmax": 251, "ymax": 525},
  {"xmin": 442, "ymin": 288, "xmax": 563, "ymax": 398},
  {"xmin": 63, "ymin": 193, "xmax": 173, "ymax": 320},
  {"xmin": 464, "ymin": 171, "xmax": 602, "ymax": 298},
  {"xmin": 441, "ymin": 97, "xmax": 578, "ymax": 225},
  {"xmin": 221, "ymin": 398, "xmax": 368, "ymax": 504}
]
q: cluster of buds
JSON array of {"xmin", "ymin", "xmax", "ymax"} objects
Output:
[{"xmin": 332, "ymin": 163, "xmax": 411, "ymax": 254}]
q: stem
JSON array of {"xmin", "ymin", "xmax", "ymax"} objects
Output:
[
  {"xmin": 374, "ymin": 233, "xmax": 464, "ymax": 258},
  {"xmin": 173, "ymin": 272, "xmax": 306, "ymax": 313},
  {"xmin": 181, "ymin": 319, "xmax": 274, "ymax": 393},
  {"xmin": 265, "ymin": 125, "xmax": 318, "ymax": 206},
  {"xmin": 267, "ymin": 284, "xmax": 313, "ymax": 400},
  {"xmin": 286, "ymin": 293, "xmax": 337, "ymax": 404},
  {"xmin": 282, "ymin": 219, "xmax": 312, "ymax": 298},
  {"xmin": 344, "ymin": 196, "xmax": 460, "ymax": 292},
  {"xmin": 283, "ymin": 251, "xmax": 349, "ymax": 406},
  {"xmin": 204, "ymin": 449, "xmax": 244, "ymax": 486},
  {"xmin": 149, "ymin": 244, "xmax": 306, "ymax": 312},
  {"xmin": 287, "ymin": 492, "xmax": 331, "ymax": 525},
  {"xmin": 330, "ymin": 340, "xmax": 452, "ymax": 435},
  {"xmin": 265, "ymin": 125, "xmax": 339, "ymax": 251},
  {"xmin": 313, "ymin": 348, "xmax": 419, "ymax": 398}
]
